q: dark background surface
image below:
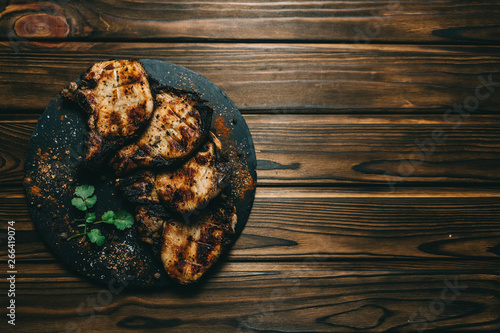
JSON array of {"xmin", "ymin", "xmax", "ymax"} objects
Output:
[{"xmin": 1, "ymin": 1, "xmax": 500, "ymax": 332}]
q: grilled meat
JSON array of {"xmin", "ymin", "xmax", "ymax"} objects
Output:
[
  {"xmin": 136, "ymin": 207, "xmax": 164, "ymax": 248},
  {"xmin": 110, "ymin": 86, "xmax": 213, "ymax": 175},
  {"xmin": 56, "ymin": 59, "xmax": 243, "ymax": 285},
  {"xmin": 136, "ymin": 199, "xmax": 237, "ymax": 284},
  {"xmin": 61, "ymin": 59, "xmax": 155, "ymax": 168},
  {"xmin": 118, "ymin": 132, "xmax": 232, "ymax": 214}
]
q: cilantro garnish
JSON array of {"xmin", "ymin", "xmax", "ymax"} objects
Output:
[
  {"xmin": 87, "ymin": 228, "xmax": 105, "ymax": 246},
  {"xmin": 71, "ymin": 185, "xmax": 97, "ymax": 211},
  {"xmin": 66, "ymin": 185, "xmax": 134, "ymax": 246},
  {"xmin": 101, "ymin": 210, "xmax": 134, "ymax": 230}
]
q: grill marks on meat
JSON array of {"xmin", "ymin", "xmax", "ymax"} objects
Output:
[
  {"xmin": 61, "ymin": 59, "xmax": 154, "ymax": 167},
  {"xmin": 61, "ymin": 60, "xmax": 238, "ymax": 284},
  {"xmin": 136, "ymin": 205, "xmax": 168, "ymax": 246},
  {"xmin": 136, "ymin": 199, "xmax": 237, "ymax": 284},
  {"xmin": 118, "ymin": 132, "xmax": 232, "ymax": 214},
  {"xmin": 161, "ymin": 201, "xmax": 236, "ymax": 284},
  {"xmin": 156, "ymin": 132, "xmax": 231, "ymax": 213},
  {"xmin": 119, "ymin": 130, "xmax": 235, "ymax": 284},
  {"xmin": 110, "ymin": 87, "xmax": 213, "ymax": 175}
]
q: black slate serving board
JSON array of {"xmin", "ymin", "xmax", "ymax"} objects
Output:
[{"xmin": 24, "ymin": 59, "xmax": 256, "ymax": 288}]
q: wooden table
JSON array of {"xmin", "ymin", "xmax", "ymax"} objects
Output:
[{"xmin": 1, "ymin": 1, "xmax": 500, "ymax": 332}]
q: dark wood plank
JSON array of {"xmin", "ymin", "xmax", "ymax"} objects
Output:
[
  {"xmin": 3, "ymin": 187, "xmax": 500, "ymax": 263},
  {"xmin": 3, "ymin": 115, "xmax": 500, "ymax": 186},
  {"xmin": 0, "ymin": 261, "xmax": 498, "ymax": 332},
  {"xmin": 0, "ymin": 122, "xmax": 32, "ymax": 187},
  {"xmin": 1, "ymin": 0, "xmax": 500, "ymax": 43},
  {"xmin": 248, "ymin": 114, "xmax": 500, "ymax": 185},
  {"xmin": 1, "ymin": 43, "xmax": 500, "ymax": 112}
]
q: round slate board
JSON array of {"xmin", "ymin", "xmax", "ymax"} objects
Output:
[{"xmin": 24, "ymin": 59, "xmax": 257, "ymax": 288}]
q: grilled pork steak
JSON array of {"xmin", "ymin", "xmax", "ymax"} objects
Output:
[
  {"xmin": 136, "ymin": 199, "xmax": 237, "ymax": 284},
  {"xmin": 58, "ymin": 59, "xmax": 243, "ymax": 285},
  {"xmin": 61, "ymin": 59, "xmax": 155, "ymax": 168},
  {"xmin": 110, "ymin": 86, "xmax": 213, "ymax": 176},
  {"xmin": 118, "ymin": 132, "xmax": 231, "ymax": 214}
]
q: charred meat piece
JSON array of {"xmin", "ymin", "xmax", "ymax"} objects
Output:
[
  {"xmin": 136, "ymin": 205, "xmax": 169, "ymax": 246},
  {"xmin": 118, "ymin": 132, "xmax": 231, "ymax": 214},
  {"xmin": 110, "ymin": 86, "xmax": 213, "ymax": 175},
  {"xmin": 136, "ymin": 199, "xmax": 237, "ymax": 284},
  {"xmin": 61, "ymin": 59, "xmax": 155, "ymax": 167}
]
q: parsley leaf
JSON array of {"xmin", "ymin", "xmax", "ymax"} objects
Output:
[
  {"xmin": 85, "ymin": 212, "xmax": 96, "ymax": 224},
  {"xmin": 71, "ymin": 197, "xmax": 87, "ymax": 211},
  {"xmin": 100, "ymin": 210, "xmax": 134, "ymax": 230},
  {"xmin": 87, "ymin": 228, "xmax": 105, "ymax": 246},
  {"xmin": 113, "ymin": 210, "xmax": 134, "ymax": 230},
  {"xmin": 85, "ymin": 194, "xmax": 97, "ymax": 209},
  {"xmin": 71, "ymin": 185, "xmax": 97, "ymax": 210},
  {"xmin": 69, "ymin": 185, "xmax": 135, "ymax": 246},
  {"xmin": 101, "ymin": 210, "xmax": 115, "ymax": 224},
  {"xmin": 74, "ymin": 185, "xmax": 95, "ymax": 199}
]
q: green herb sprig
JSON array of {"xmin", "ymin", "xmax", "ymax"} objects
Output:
[{"xmin": 67, "ymin": 185, "xmax": 134, "ymax": 246}]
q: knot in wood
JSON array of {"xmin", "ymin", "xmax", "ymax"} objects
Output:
[{"xmin": 14, "ymin": 13, "xmax": 69, "ymax": 38}]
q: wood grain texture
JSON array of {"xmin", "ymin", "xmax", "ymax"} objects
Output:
[
  {"xmin": 0, "ymin": 262, "xmax": 498, "ymax": 332},
  {"xmin": 2, "ymin": 187, "xmax": 499, "ymax": 331},
  {"xmin": 2, "ymin": 115, "xmax": 500, "ymax": 186},
  {"xmin": 0, "ymin": 43, "xmax": 500, "ymax": 112},
  {"xmin": 2, "ymin": 187, "xmax": 500, "ymax": 263},
  {"xmin": 0, "ymin": 122, "xmax": 32, "ymax": 187},
  {"xmin": 248, "ymin": 114, "xmax": 500, "ymax": 185},
  {"xmin": 0, "ymin": 0, "xmax": 499, "ymax": 43},
  {"xmin": 1, "ymin": 2, "xmax": 500, "ymax": 331}
]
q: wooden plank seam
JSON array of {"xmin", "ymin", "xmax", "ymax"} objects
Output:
[
  {"xmin": 62, "ymin": 273, "xmax": 136, "ymax": 332},
  {"xmin": 353, "ymin": 0, "xmax": 403, "ymax": 44},
  {"xmin": 405, "ymin": 276, "xmax": 468, "ymax": 332},
  {"xmin": 385, "ymin": 73, "xmax": 500, "ymax": 190},
  {"xmin": 236, "ymin": 252, "xmax": 330, "ymax": 331}
]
